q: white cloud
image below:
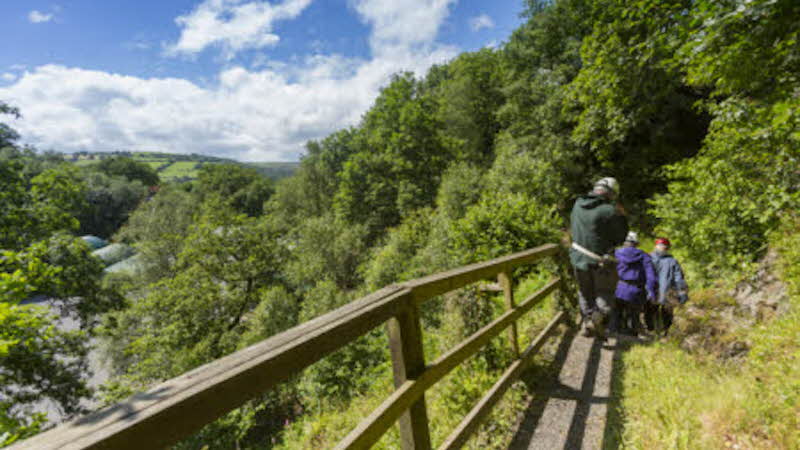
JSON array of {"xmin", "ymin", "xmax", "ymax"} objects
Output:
[
  {"xmin": 167, "ymin": 0, "xmax": 313, "ymax": 59},
  {"xmin": 469, "ymin": 14, "xmax": 494, "ymax": 32},
  {"xmin": 1, "ymin": 73, "xmax": 17, "ymax": 82},
  {"xmin": 1, "ymin": 0, "xmax": 459, "ymax": 161},
  {"xmin": 351, "ymin": 0, "xmax": 457, "ymax": 55},
  {"xmin": 28, "ymin": 10, "xmax": 54, "ymax": 23}
]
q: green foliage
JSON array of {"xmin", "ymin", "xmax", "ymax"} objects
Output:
[
  {"xmin": 238, "ymin": 286, "xmax": 299, "ymax": 347},
  {"xmin": 0, "ymin": 101, "xmax": 21, "ymax": 150},
  {"xmin": 362, "ymin": 208, "xmax": 435, "ymax": 290},
  {"xmin": 492, "ymin": 0, "xmax": 594, "ymax": 212},
  {"xmin": 335, "ymin": 73, "xmax": 457, "ymax": 239},
  {"xmin": 1, "ymin": 234, "xmax": 118, "ymax": 325},
  {"xmin": 297, "ymin": 281, "xmax": 387, "ymax": 406},
  {"xmin": 435, "ymin": 163, "xmax": 485, "ymax": 221},
  {"xmin": 289, "ymin": 129, "xmax": 361, "ymax": 221},
  {"xmin": 434, "ymin": 49, "xmax": 506, "ymax": 166},
  {"xmin": 0, "ymin": 158, "xmax": 88, "ymax": 249},
  {"xmin": 0, "ymin": 126, "xmax": 106, "ymax": 443},
  {"xmin": 96, "ymin": 156, "xmax": 160, "ymax": 186},
  {"xmin": 115, "ymin": 186, "xmax": 199, "ymax": 283},
  {"xmin": 449, "ymin": 193, "xmax": 562, "ymax": 263},
  {"xmin": 652, "ymin": 97, "xmax": 800, "ymax": 277},
  {"xmin": 0, "ymin": 303, "xmax": 90, "ymax": 445},
  {"xmin": 649, "ymin": 0, "xmax": 800, "ymax": 276},
  {"xmin": 566, "ymin": 0, "xmax": 708, "ymax": 221},
  {"xmin": 103, "ymin": 202, "xmax": 287, "ymax": 383},
  {"xmin": 78, "ymin": 171, "xmax": 148, "ymax": 238},
  {"xmin": 287, "ymin": 213, "xmax": 369, "ymax": 291},
  {"xmin": 196, "ymin": 163, "xmax": 274, "ymax": 216},
  {"xmin": 681, "ymin": 0, "xmax": 800, "ymax": 99}
]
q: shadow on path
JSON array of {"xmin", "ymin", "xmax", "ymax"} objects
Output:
[{"xmin": 508, "ymin": 329, "xmax": 637, "ymax": 450}]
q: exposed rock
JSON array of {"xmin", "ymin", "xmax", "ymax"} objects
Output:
[
  {"xmin": 731, "ymin": 249, "xmax": 790, "ymax": 321},
  {"xmin": 673, "ymin": 249, "xmax": 791, "ymax": 361}
]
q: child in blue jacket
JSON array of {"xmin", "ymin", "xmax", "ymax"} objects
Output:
[
  {"xmin": 646, "ymin": 237, "xmax": 689, "ymax": 334},
  {"xmin": 614, "ymin": 231, "xmax": 657, "ymax": 336}
]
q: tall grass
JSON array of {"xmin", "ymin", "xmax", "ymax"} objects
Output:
[{"xmin": 611, "ymin": 216, "xmax": 800, "ymax": 449}]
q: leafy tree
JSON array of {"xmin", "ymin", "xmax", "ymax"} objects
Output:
[
  {"xmin": 449, "ymin": 193, "xmax": 563, "ymax": 264},
  {"xmin": 362, "ymin": 208, "xmax": 435, "ymax": 290},
  {"xmin": 0, "ymin": 158, "xmax": 88, "ymax": 249},
  {"xmin": 196, "ymin": 164, "xmax": 274, "ymax": 216},
  {"xmin": 296, "ymin": 280, "xmax": 385, "ymax": 406},
  {"xmin": 492, "ymin": 0, "xmax": 595, "ymax": 211},
  {"xmin": 0, "ymin": 159, "xmax": 29, "ymax": 249},
  {"xmin": 566, "ymin": 0, "xmax": 709, "ymax": 222},
  {"xmin": 0, "ymin": 303, "xmax": 89, "ymax": 446},
  {"xmin": 0, "ymin": 101, "xmax": 20, "ymax": 149},
  {"xmin": 78, "ymin": 172, "xmax": 147, "ymax": 238},
  {"xmin": 96, "ymin": 156, "xmax": 160, "ymax": 186},
  {"xmin": 335, "ymin": 73, "xmax": 457, "ymax": 239},
  {"xmin": 435, "ymin": 163, "xmax": 485, "ymax": 221},
  {"xmin": 103, "ymin": 201, "xmax": 287, "ymax": 384},
  {"xmin": 271, "ymin": 128, "xmax": 360, "ymax": 225},
  {"xmin": 650, "ymin": 0, "xmax": 800, "ymax": 276},
  {"xmin": 1, "ymin": 236, "xmax": 103, "ymax": 444},
  {"xmin": 1, "ymin": 234, "xmax": 119, "ymax": 326},
  {"xmin": 29, "ymin": 165, "xmax": 88, "ymax": 238},
  {"xmin": 286, "ymin": 213, "xmax": 369, "ymax": 292},
  {"xmin": 115, "ymin": 186, "xmax": 199, "ymax": 283},
  {"xmin": 434, "ymin": 49, "xmax": 506, "ymax": 167}
]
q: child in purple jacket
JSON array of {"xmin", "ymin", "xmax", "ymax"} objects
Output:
[{"xmin": 614, "ymin": 232, "xmax": 657, "ymax": 335}]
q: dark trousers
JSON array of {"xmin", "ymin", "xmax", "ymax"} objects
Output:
[
  {"xmin": 575, "ymin": 264, "xmax": 618, "ymax": 329},
  {"xmin": 616, "ymin": 301, "xmax": 643, "ymax": 333},
  {"xmin": 644, "ymin": 302, "xmax": 673, "ymax": 332}
]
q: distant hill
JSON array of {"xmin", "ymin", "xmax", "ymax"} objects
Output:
[{"xmin": 66, "ymin": 151, "xmax": 299, "ymax": 182}]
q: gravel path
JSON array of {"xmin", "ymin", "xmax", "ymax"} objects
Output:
[{"xmin": 508, "ymin": 331, "xmax": 623, "ymax": 450}]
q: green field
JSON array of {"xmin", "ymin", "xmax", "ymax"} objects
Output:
[
  {"xmin": 66, "ymin": 152, "xmax": 299, "ymax": 183},
  {"xmin": 145, "ymin": 161, "xmax": 167, "ymax": 170},
  {"xmin": 159, "ymin": 161, "xmax": 199, "ymax": 181}
]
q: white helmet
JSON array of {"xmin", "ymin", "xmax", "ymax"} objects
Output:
[
  {"xmin": 594, "ymin": 177, "xmax": 619, "ymax": 196},
  {"xmin": 625, "ymin": 231, "xmax": 639, "ymax": 244}
]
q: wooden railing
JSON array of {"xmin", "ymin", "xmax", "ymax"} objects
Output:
[{"xmin": 12, "ymin": 244, "xmax": 571, "ymax": 450}]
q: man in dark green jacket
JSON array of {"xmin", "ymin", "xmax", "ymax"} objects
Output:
[{"xmin": 569, "ymin": 177, "xmax": 629, "ymax": 338}]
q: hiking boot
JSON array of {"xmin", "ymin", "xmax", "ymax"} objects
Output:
[
  {"xmin": 581, "ymin": 320, "xmax": 594, "ymax": 337},
  {"xmin": 590, "ymin": 311, "xmax": 606, "ymax": 339}
]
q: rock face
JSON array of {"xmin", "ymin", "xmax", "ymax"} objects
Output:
[
  {"xmin": 731, "ymin": 249, "xmax": 790, "ymax": 321},
  {"xmin": 675, "ymin": 249, "xmax": 790, "ymax": 360}
]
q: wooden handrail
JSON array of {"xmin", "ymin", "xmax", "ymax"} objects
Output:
[
  {"xmin": 11, "ymin": 243, "xmax": 567, "ymax": 450},
  {"xmin": 335, "ymin": 279, "xmax": 561, "ymax": 449}
]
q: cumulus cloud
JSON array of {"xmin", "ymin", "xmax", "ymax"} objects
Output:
[
  {"xmin": 1, "ymin": 73, "xmax": 17, "ymax": 82},
  {"xmin": 351, "ymin": 0, "xmax": 457, "ymax": 54},
  {"xmin": 0, "ymin": 47, "xmax": 455, "ymax": 160},
  {"xmin": 1, "ymin": 0, "xmax": 460, "ymax": 161},
  {"xmin": 469, "ymin": 14, "xmax": 494, "ymax": 32},
  {"xmin": 28, "ymin": 10, "xmax": 54, "ymax": 23},
  {"xmin": 167, "ymin": 0, "xmax": 313, "ymax": 59}
]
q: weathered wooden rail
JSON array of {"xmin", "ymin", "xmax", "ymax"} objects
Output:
[{"xmin": 12, "ymin": 244, "xmax": 570, "ymax": 450}]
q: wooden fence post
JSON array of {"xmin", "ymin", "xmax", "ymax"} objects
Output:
[
  {"xmin": 498, "ymin": 271, "xmax": 520, "ymax": 358},
  {"xmin": 387, "ymin": 301, "xmax": 432, "ymax": 450}
]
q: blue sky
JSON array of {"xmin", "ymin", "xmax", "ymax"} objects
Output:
[{"xmin": 0, "ymin": 1, "xmax": 526, "ymax": 161}]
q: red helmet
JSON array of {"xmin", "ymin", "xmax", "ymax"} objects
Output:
[{"xmin": 655, "ymin": 237, "xmax": 671, "ymax": 248}]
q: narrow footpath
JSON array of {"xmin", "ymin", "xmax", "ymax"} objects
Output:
[{"xmin": 509, "ymin": 330, "xmax": 623, "ymax": 450}]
